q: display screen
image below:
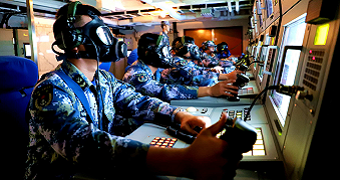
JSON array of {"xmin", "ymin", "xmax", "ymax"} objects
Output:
[
  {"xmin": 266, "ymin": 0, "xmax": 274, "ymax": 18},
  {"xmin": 258, "ymin": 46, "xmax": 268, "ymax": 81},
  {"xmin": 272, "ymin": 49, "xmax": 302, "ymax": 124},
  {"xmin": 256, "ymin": 0, "xmax": 264, "ymax": 27},
  {"xmin": 271, "ymin": 14, "xmax": 307, "ymax": 126}
]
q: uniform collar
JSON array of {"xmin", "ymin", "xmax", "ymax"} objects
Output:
[
  {"xmin": 59, "ymin": 60, "xmax": 95, "ymax": 90},
  {"xmin": 134, "ymin": 60, "xmax": 154, "ymax": 77}
]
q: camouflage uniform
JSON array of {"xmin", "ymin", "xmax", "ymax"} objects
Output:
[
  {"xmin": 25, "ymin": 60, "xmax": 177, "ymax": 179},
  {"xmin": 202, "ymin": 52, "xmax": 220, "ymax": 67},
  {"xmin": 166, "ymin": 56, "xmax": 219, "ymax": 86},
  {"xmin": 122, "ymin": 60, "xmax": 198, "ymax": 102},
  {"xmin": 216, "ymin": 51, "xmax": 236, "ymax": 73}
]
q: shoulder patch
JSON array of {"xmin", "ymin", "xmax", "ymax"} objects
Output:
[
  {"xmin": 179, "ymin": 59, "xmax": 188, "ymax": 66},
  {"xmin": 136, "ymin": 73, "xmax": 149, "ymax": 83},
  {"xmin": 34, "ymin": 84, "xmax": 53, "ymax": 109}
]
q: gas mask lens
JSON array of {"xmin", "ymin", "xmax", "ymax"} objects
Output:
[
  {"xmin": 162, "ymin": 46, "xmax": 170, "ymax": 58},
  {"xmin": 96, "ymin": 26, "xmax": 114, "ymax": 45}
]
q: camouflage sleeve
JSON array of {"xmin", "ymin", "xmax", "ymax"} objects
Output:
[
  {"xmin": 207, "ymin": 57, "xmax": 220, "ymax": 67},
  {"xmin": 28, "ymin": 77, "xmax": 149, "ymax": 175},
  {"xmin": 171, "ymin": 61, "xmax": 219, "ymax": 86},
  {"xmin": 105, "ymin": 71, "xmax": 178, "ymax": 125},
  {"xmin": 122, "ymin": 68, "xmax": 198, "ymax": 102},
  {"xmin": 203, "ymin": 53, "xmax": 220, "ymax": 67}
]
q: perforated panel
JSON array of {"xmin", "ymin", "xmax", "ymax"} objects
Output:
[{"xmin": 303, "ymin": 49, "xmax": 325, "ymax": 91}]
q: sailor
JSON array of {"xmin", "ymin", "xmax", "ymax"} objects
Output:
[
  {"xmin": 201, "ymin": 40, "xmax": 220, "ymax": 67},
  {"xmin": 216, "ymin": 42, "xmax": 236, "ymax": 73},
  {"xmin": 169, "ymin": 36, "xmax": 239, "ymax": 85},
  {"xmin": 122, "ymin": 33, "xmax": 239, "ymax": 102},
  {"xmin": 25, "ymin": 2, "xmax": 240, "ymax": 179},
  {"xmin": 160, "ymin": 20, "xmax": 171, "ymax": 46}
]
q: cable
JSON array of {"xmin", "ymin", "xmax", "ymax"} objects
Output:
[
  {"xmin": 243, "ymin": 85, "xmax": 279, "ymax": 121},
  {"xmin": 244, "ymin": 84, "xmax": 304, "ymax": 121}
]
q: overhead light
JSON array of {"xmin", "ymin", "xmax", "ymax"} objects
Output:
[
  {"xmin": 227, "ymin": 0, "xmax": 232, "ymax": 12},
  {"xmin": 159, "ymin": 10, "xmax": 167, "ymax": 18},
  {"xmin": 100, "ymin": 0, "xmax": 125, "ymax": 12},
  {"xmin": 235, "ymin": 0, "xmax": 240, "ymax": 12}
]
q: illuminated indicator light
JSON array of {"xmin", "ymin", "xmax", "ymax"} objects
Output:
[
  {"xmin": 312, "ymin": 56, "xmax": 316, "ymax": 60},
  {"xmin": 253, "ymin": 150, "xmax": 266, "ymax": 156},
  {"xmin": 255, "ymin": 140, "xmax": 264, "ymax": 144},
  {"xmin": 314, "ymin": 23, "xmax": 329, "ymax": 45},
  {"xmin": 309, "ymin": 50, "xmax": 313, "ymax": 54},
  {"xmin": 253, "ymin": 145, "xmax": 265, "ymax": 150},
  {"xmin": 243, "ymin": 151, "xmax": 252, "ymax": 156}
]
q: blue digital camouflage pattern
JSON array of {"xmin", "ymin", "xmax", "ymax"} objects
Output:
[
  {"xmin": 202, "ymin": 52, "xmax": 220, "ymax": 67},
  {"xmin": 160, "ymin": 32, "xmax": 170, "ymax": 46},
  {"xmin": 216, "ymin": 49, "xmax": 231, "ymax": 59},
  {"xmin": 25, "ymin": 60, "xmax": 177, "ymax": 179},
  {"xmin": 166, "ymin": 56, "xmax": 219, "ymax": 86},
  {"xmin": 122, "ymin": 60, "xmax": 198, "ymax": 102}
]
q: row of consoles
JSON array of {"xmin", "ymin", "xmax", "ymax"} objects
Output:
[{"xmin": 127, "ymin": 76, "xmax": 285, "ymax": 179}]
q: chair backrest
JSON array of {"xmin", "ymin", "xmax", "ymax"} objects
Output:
[
  {"xmin": 99, "ymin": 62, "xmax": 112, "ymax": 72},
  {"xmin": 0, "ymin": 56, "xmax": 38, "ymax": 179}
]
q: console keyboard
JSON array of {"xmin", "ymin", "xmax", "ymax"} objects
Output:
[
  {"xmin": 149, "ymin": 137, "xmax": 178, "ymax": 148},
  {"xmin": 243, "ymin": 128, "xmax": 266, "ymax": 156},
  {"xmin": 238, "ymin": 87, "xmax": 254, "ymax": 95}
]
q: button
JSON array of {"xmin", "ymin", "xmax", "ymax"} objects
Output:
[
  {"xmin": 186, "ymin": 107, "xmax": 197, "ymax": 113},
  {"xmin": 201, "ymin": 108, "xmax": 208, "ymax": 113}
]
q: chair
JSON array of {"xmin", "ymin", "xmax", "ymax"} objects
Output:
[
  {"xmin": 0, "ymin": 56, "xmax": 38, "ymax": 179},
  {"xmin": 99, "ymin": 62, "xmax": 112, "ymax": 72}
]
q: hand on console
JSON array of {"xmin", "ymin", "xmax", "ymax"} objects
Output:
[
  {"xmin": 209, "ymin": 79, "xmax": 239, "ymax": 97},
  {"xmin": 182, "ymin": 113, "xmax": 242, "ymax": 180},
  {"xmin": 174, "ymin": 111, "xmax": 211, "ymax": 135}
]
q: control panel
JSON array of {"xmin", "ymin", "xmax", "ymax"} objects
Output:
[
  {"xmin": 127, "ymin": 104, "xmax": 279, "ymax": 161},
  {"xmin": 170, "ymin": 80, "xmax": 260, "ymax": 107},
  {"xmin": 177, "ymin": 106, "xmax": 213, "ymax": 116},
  {"xmin": 209, "ymin": 105, "xmax": 268, "ymax": 124}
]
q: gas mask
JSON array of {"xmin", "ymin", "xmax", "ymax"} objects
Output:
[
  {"xmin": 139, "ymin": 34, "xmax": 174, "ymax": 69},
  {"xmin": 187, "ymin": 44, "xmax": 202, "ymax": 61},
  {"xmin": 80, "ymin": 16, "xmax": 127, "ymax": 62},
  {"xmin": 52, "ymin": 11, "xmax": 127, "ymax": 62}
]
